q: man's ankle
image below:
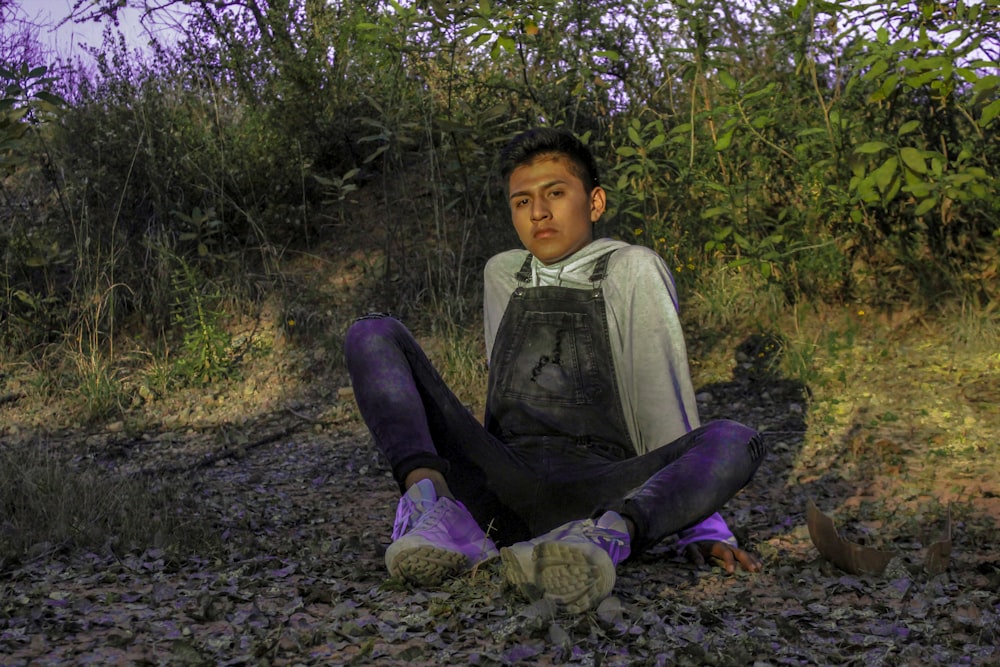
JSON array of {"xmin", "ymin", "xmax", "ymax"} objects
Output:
[
  {"xmin": 404, "ymin": 468, "xmax": 453, "ymax": 500},
  {"xmin": 623, "ymin": 516, "xmax": 637, "ymax": 541}
]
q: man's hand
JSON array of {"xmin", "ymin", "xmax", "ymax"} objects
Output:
[{"xmin": 684, "ymin": 541, "xmax": 762, "ymax": 573}]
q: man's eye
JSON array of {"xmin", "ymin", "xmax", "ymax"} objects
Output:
[{"xmin": 549, "ymin": 190, "xmax": 562, "ymax": 198}]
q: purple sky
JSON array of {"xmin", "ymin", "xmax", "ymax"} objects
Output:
[{"xmin": 19, "ymin": 0, "xmax": 174, "ymax": 59}]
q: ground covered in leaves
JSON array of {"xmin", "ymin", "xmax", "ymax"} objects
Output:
[{"xmin": 1, "ymin": 311, "xmax": 999, "ymax": 666}]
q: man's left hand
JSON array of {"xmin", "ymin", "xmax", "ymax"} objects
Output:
[{"xmin": 684, "ymin": 541, "xmax": 762, "ymax": 573}]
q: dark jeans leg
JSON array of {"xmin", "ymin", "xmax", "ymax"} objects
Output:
[
  {"xmin": 612, "ymin": 420, "xmax": 765, "ymax": 551},
  {"xmin": 523, "ymin": 420, "xmax": 764, "ymax": 550},
  {"xmin": 343, "ymin": 315, "xmax": 531, "ymax": 544}
]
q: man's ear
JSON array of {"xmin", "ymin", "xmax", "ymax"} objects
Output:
[{"xmin": 590, "ymin": 186, "xmax": 607, "ymax": 222}]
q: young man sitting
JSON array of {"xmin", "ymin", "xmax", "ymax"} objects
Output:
[{"xmin": 344, "ymin": 127, "xmax": 765, "ymax": 613}]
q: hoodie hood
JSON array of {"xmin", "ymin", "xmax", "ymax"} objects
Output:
[{"xmin": 529, "ymin": 238, "xmax": 630, "ymax": 288}]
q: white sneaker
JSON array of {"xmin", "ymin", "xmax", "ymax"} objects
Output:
[
  {"xmin": 500, "ymin": 511, "xmax": 631, "ymax": 613},
  {"xmin": 385, "ymin": 479, "xmax": 499, "ymax": 586}
]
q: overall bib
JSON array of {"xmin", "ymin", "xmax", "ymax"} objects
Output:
[{"xmin": 485, "ymin": 251, "xmax": 634, "ymax": 461}]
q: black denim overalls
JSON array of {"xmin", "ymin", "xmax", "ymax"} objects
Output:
[{"xmin": 484, "ymin": 250, "xmax": 635, "ymax": 462}]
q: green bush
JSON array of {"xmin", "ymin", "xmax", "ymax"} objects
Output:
[{"xmin": 2, "ymin": 0, "xmax": 997, "ymax": 401}]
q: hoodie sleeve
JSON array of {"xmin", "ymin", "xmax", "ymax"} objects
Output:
[
  {"xmin": 675, "ymin": 512, "xmax": 738, "ymax": 549},
  {"xmin": 603, "ymin": 245, "xmax": 700, "ymax": 453},
  {"xmin": 483, "ymin": 250, "xmax": 526, "ymax": 363}
]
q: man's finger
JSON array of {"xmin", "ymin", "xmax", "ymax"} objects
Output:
[
  {"xmin": 734, "ymin": 549, "xmax": 762, "ymax": 573},
  {"xmin": 715, "ymin": 548, "xmax": 737, "ymax": 573}
]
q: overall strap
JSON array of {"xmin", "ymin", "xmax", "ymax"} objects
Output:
[
  {"xmin": 588, "ymin": 249, "xmax": 616, "ymax": 285},
  {"xmin": 514, "ymin": 252, "xmax": 533, "ymax": 284}
]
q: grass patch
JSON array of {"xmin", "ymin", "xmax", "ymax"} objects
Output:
[
  {"xmin": 0, "ymin": 442, "xmax": 218, "ymax": 570},
  {"xmin": 423, "ymin": 322, "xmax": 490, "ymax": 418},
  {"xmin": 687, "ymin": 263, "xmax": 788, "ymax": 334}
]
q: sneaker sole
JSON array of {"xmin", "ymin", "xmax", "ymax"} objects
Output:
[
  {"xmin": 502, "ymin": 541, "xmax": 616, "ymax": 613},
  {"xmin": 386, "ymin": 542, "xmax": 469, "ymax": 587},
  {"xmin": 500, "ymin": 543, "xmax": 541, "ymax": 600}
]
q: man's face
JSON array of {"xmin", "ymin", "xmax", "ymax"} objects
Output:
[{"xmin": 507, "ymin": 155, "xmax": 606, "ymax": 265}]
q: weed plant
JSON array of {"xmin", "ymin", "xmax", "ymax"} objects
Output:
[
  {"xmin": 71, "ymin": 352, "xmax": 128, "ymax": 422},
  {"xmin": 170, "ymin": 258, "xmax": 233, "ymax": 387}
]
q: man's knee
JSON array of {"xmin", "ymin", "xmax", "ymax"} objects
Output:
[
  {"xmin": 344, "ymin": 313, "xmax": 405, "ymax": 356},
  {"xmin": 703, "ymin": 419, "xmax": 766, "ymax": 463}
]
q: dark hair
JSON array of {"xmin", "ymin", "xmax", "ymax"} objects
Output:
[{"xmin": 499, "ymin": 127, "xmax": 600, "ymax": 193}]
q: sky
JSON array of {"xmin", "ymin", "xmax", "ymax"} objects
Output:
[{"xmin": 16, "ymin": 0, "xmax": 176, "ymax": 60}]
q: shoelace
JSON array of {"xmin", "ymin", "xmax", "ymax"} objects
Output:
[{"xmin": 391, "ymin": 494, "xmax": 437, "ymax": 541}]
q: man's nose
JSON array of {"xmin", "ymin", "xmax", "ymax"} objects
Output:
[{"xmin": 531, "ymin": 200, "xmax": 550, "ymax": 221}]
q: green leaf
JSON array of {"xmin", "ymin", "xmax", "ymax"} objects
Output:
[
  {"xmin": 719, "ymin": 70, "xmax": 737, "ymax": 92},
  {"xmin": 980, "ymin": 99, "xmax": 1000, "ymax": 127},
  {"xmin": 496, "ymin": 35, "xmax": 516, "ymax": 52},
  {"xmin": 914, "ymin": 197, "xmax": 937, "ymax": 216},
  {"xmin": 884, "ymin": 173, "xmax": 902, "ymax": 204},
  {"xmin": 855, "ymin": 141, "xmax": 890, "ymax": 154},
  {"xmin": 627, "ymin": 125, "xmax": 641, "ymax": 145},
  {"xmin": 873, "ymin": 156, "xmax": 899, "ymax": 191},
  {"xmin": 898, "ymin": 120, "xmax": 921, "ymax": 136},
  {"xmin": 469, "ymin": 32, "xmax": 492, "ymax": 48},
  {"xmin": 13, "ymin": 290, "xmax": 36, "ymax": 308},
  {"xmin": 904, "ymin": 71, "xmax": 938, "ymax": 88},
  {"xmin": 973, "ymin": 75, "xmax": 1000, "ymax": 93},
  {"xmin": 615, "ymin": 146, "xmax": 637, "ymax": 157},
  {"xmin": 363, "ymin": 144, "xmax": 389, "ymax": 164},
  {"xmin": 903, "ymin": 181, "xmax": 932, "ymax": 198},
  {"xmin": 863, "ymin": 59, "xmax": 889, "ymax": 81},
  {"xmin": 900, "ymin": 147, "xmax": 927, "ymax": 174},
  {"xmin": 714, "ymin": 128, "xmax": 735, "ymax": 151}
]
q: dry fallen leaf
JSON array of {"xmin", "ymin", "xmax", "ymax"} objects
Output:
[{"xmin": 806, "ymin": 498, "xmax": 895, "ymax": 575}]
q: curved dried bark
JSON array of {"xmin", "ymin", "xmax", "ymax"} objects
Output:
[{"xmin": 807, "ymin": 498, "xmax": 895, "ymax": 575}]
